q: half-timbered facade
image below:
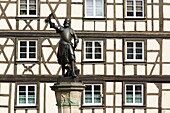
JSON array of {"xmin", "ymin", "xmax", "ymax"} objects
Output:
[{"xmin": 1, "ymin": 0, "xmax": 170, "ymax": 113}]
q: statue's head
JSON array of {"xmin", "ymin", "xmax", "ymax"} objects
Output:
[{"xmin": 63, "ymin": 18, "xmax": 71, "ymax": 27}]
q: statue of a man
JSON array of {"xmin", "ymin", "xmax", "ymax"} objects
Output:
[{"xmin": 45, "ymin": 13, "xmax": 79, "ymax": 78}]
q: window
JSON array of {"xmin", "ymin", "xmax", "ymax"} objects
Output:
[
  {"xmin": 19, "ymin": 0, "xmax": 38, "ymax": 16},
  {"xmin": 84, "ymin": 84, "xmax": 102, "ymax": 105},
  {"xmin": 84, "ymin": 40, "xmax": 104, "ymax": 61},
  {"xmin": 125, "ymin": 41, "xmax": 144, "ymax": 62},
  {"xmin": 85, "ymin": 0, "xmax": 104, "ymax": 18},
  {"xmin": 126, "ymin": 0, "xmax": 144, "ymax": 18},
  {"xmin": 17, "ymin": 85, "xmax": 37, "ymax": 106},
  {"xmin": 18, "ymin": 40, "xmax": 38, "ymax": 61},
  {"xmin": 125, "ymin": 84, "xmax": 144, "ymax": 106}
]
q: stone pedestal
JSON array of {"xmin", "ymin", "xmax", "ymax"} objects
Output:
[{"xmin": 51, "ymin": 81, "xmax": 85, "ymax": 113}]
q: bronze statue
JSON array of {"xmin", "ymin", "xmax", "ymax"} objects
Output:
[{"xmin": 45, "ymin": 13, "xmax": 79, "ymax": 78}]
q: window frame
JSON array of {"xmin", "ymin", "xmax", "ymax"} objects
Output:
[
  {"xmin": 125, "ymin": 84, "xmax": 144, "ymax": 106},
  {"xmin": 83, "ymin": 40, "xmax": 104, "ymax": 62},
  {"xmin": 85, "ymin": 0, "xmax": 104, "ymax": 18},
  {"xmin": 17, "ymin": 84, "xmax": 37, "ymax": 106},
  {"xmin": 125, "ymin": 0, "xmax": 145, "ymax": 18},
  {"xmin": 83, "ymin": 84, "xmax": 103, "ymax": 106},
  {"xmin": 125, "ymin": 41, "xmax": 144, "ymax": 62},
  {"xmin": 18, "ymin": 0, "xmax": 38, "ymax": 17},
  {"xmin": 17, "ymin": 40, "xmax": 38, "ymax": 61}
]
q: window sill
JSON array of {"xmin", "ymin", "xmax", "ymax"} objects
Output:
[
  {"xmin": 123, "ymin": 105, "xmax": 146, "ymax": 108},
  {"xmin": 123, "ymin": 61, "xmax": 146, "ymax": 65},
  {"xmin": 16, "ymin": 60, "xmax": 40, "ymax": 64},
  {"xmin": 82, "ymin": 60, "xmax": 105, "ymax": 64},
  {"xmin": 124, "ymin": 17, "xmax": 146, "ymax": 20},
  {"xmin": 15, "ymin": 105, "xmax": 38, "ymax": 109},
  {"xmin": 81, "ymin": 105, "xmax": 104, "ymax": 109},
  {"xmin": 83, "ymin": 17, "xmax": 106, "ymax": 20},
  {"xmin": 16, "ymin": 16, "xmax": 40, "ymax": 20}
]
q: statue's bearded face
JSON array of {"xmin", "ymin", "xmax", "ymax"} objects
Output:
[{"xmin": 63, "ymin": 18, "xmax": 71, "ymax": 27}]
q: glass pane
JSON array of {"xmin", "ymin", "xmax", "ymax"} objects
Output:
[
  {"xmin": 95, "ymin": 48, "xmax": 101, "ymax": 53},
  {"xmin": 127, "ymin": 12, "xmax": 133, "ymax": 16},
  {"xmin": 127, "ymin": 42, "xmax": 133, "ymax": 47},
  {"xmin": 136, "ymin": 54, "xmax": 142, "ymax": 59},
  {"xmin": 19, "ymin": 98, "xmax": 26, "ymax": 103},
  {"xmin": 136, "ymin": 6, "xmax": 142, "ymax": 11},
  {"xmin": 136, "ymin": 42, "xmax": 142, "ymax": 47},
  {"xmin": 28, "ymin": 86, "xmax": 35, "ymax": 91},
  {"xmin": 136, "ymin": 1, "xmax": 142, "ymax": 6},
  {"xmin": 95, "ymin": 42, "xmax": 102, "ymax": 47},
  {"xmin": 29, "ymin": 53, "xmax": 36, "ymax": 58},
  {"xmin": 95, "ymin": 54, "xmax": 101, "ymax": 59},
  {"xmin": 29, "ymin": 41, "xmax": 36, "ymax": 46},
  {"xmin": 95, "ymin": 0, "xmax": 103, "ymax": 16},
  {"xmin": 29, "ymin": 47, "xmax": 36, "ymax": 52},
  {"xmin": 136, "ymin": 49, "xmax": 142, "ymax": 53},
  {"xmin": 20, "ymin": 47, "xmax": 27, "ymax": 52},
  {"xmin": 29, "ymin": 10, "xmax": 36, "ymax": 15},
  {"xmin": 20, "ymin": 0, "xmax": 27, "ymax": 4},
  {"xmin": 127, "ymin": 54, "xmax": 133, "ymax": 59},
  {"xmin": 19, "ymin": 86, "xmax": 26, "ymax": 91},
  {"xmin": 85, "ymin": 85, "xmax": 92, "ymax": 103},
  {"xmin": 127, "ymin": 1, "xmax": 133, "ymax": 6},
  {"xmin": 135, "ymin": 85, "xmax": 142, "ymax": 91},
  {"xmin": 86, "ymin": 54, "xmax": 92, "ymax": 59},
  {"xmin": 127, "ymin": 48, "xmax": 133, "ymax": 53},
  {"xmin": 136, "ymin": 12, "xmax": 143, "ymax": 16},
  {"xmin": 86, "ymin": 0, "xmax": 94, "ymax": 16},
  {"xmin": 28, "ymin": 98, "xmax": 35, "ymax": 103},
  {"xmin": 30, "ymin": 0, "xmax": 36, "ymax": 4},
  {"xmin": 86, "ymin": 42, "xmax": 92, "ymax": 47},
  {"xmin": 86, "ymin": 48, "xmax": 92, "ymax": 53},
  {"xmin": 127, "ymin": 6, "xmax": 133, "ymax": 11},
  {"xmin": 20, "ymin": 41, "xmax": 27, "ymax": 46},
  {"xmin": 20, "ymin": 53, "xmax": 26, "ymax": 58}
]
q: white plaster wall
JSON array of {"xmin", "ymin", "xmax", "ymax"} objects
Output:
[
  {"xmin": 0, "ymin": 108, "xmax": 8, "ymax": 113},
  {"xmin": 94, "ymin": 109, "xmax": 103, "ymax": 113},
  {"xmin": 147, "ymin": 83, "xmax": 159, "ymax": 93},
  {"xmin": 116, "ymin": 64, "xmax": 122, "ymax": 75},
  {"xmin": 71, "ymin": 19, "xmax": 83, "ymax": 30},
  {"xmin": 46, "ymin": 83, "xmax": 58, "ymax": 113},
  {"xmin": 27, "ymin": 110, "xmax": 37, "ymax": 113},
  {"xmin": 115, "ymin": 0, "xmax": 123, "ymax": 3},
  {"xmin": 125, "ymin": 65, "xmax": 134, "ymax": 75},
  {"xmin": 147, "ymin": 64, "xmax": 160, "ymax": 75},
  {"xmin": 84, "ymin": 21, "xmax": 94, "ymax": 31},
  {"xmin": 146, "ymin": 109, "xmax": 158, "ymax": 113},
  {"xmin": 106, "ymin": 95, "xmax": 114, "ymax": 106},
  {"xmin": 137, "ymin": 65, "xmax": 145, "ymax": 75},
  {"xmin": 0, "ymin": 19, "xmax": 11, "ymax": 30},
  {"xmin": 116, "ymin": 52, "xmax": 122, "ymax": 62},
  {"xmin": 153, "ymin": 20, "xmax": 159, "ymax": 31},
  {"xmin": 124, "ymin": 109, "xmax": 133, "ymax": 113},
  {"xmin": 147, "ymin": 5, "xmax": 152, "ymax": 18},
  {"xmin": 164, "ymin": 21, "xmax": 170, "ymax": 31},
  {"xmin": 107, "ymin": 20, "xmax": 114, "ymax": 31},
  {"xmin": 153, "ymin": 5, "xmax": 159, "ymax": 18},
  {"xmin": 0, "ymin": 64, "xmax": 8, "ymax": 74},
  {"xmin": 162, "ymin": 83, "xmax": 170, "ymax": 89},
  {"xmin": 72, "ymin": 0, "xmax": 83, "ymax": 2},
  {"xmin": 164, "ymin": 0, "xmax": 170, "ymax": 3},
  {"xmin": 106, "ymin": 52, "xmax": 114, "ymax": 62},
  {"xmin": 106, "ymin": 64, "xmax": 113, "ymax": 75},
  {"xmin": 162, "ymin": 91, "xmax": 170, "ymax": 108},
  {"xmin": 106, "ymin": 108, "xmax": 113, "ymax": 113},
  {"xmin": 107, "ymin": 0, "xmax": 113, "ymax": 3},
  {"xmin": 147, "ymin": 96, "xmax": 158, "ymax": 107},
  {"xmin": 136, "ymin": 22, "xmax": 145, "ymax": 31},
  {"xmin": 55, "ymin": 4, "xmax": 67, "ymax": 17},
  {"xmin": 75, "ymin": 51, "xmax": 81, "ymax": 62},
  {"xmin": 83, "ymin": 65, "xmax": 93, "ymax": 75},
  {"xmin": 83, "ymin": 109, "xmax": 92, "ymax": 113},
  {"xmin": 125, "ymin": 22, "xmax": 134, "ymax": 31},
  {"xmin": 147, "ymin": 20, "xmax": 152, "ymax": 31},
  {"xmin": 106, "ymin": 39, "xmax": 114, "ymax": 50},
  {"xmin": 116, "ymin": 39, "xmax": 122, "ymax": 50},
  {"xmin": 116, "ymin": 5, "xmax": 123, "ymax": 18},
  {"xmin": 95, "ymin": 21, "xmax": 105, "ymax": 31},
  {"xmin": 115, "ymin": 94, "xmax": 122, "ymax": 106},
  {"xmin": 106, "ymin": 82, "xmax": 114, "ymax": 93},
  {"xmin": 147, "ymin": 52, "xmax": 159, "ymax": 62},
  {"xmin": 0, "ymin": 97, "xmax": 8, "ymax": 105},
  {"xmin": 162, "ymin": 40, "xmax": 170, "ymax": 62},
  {"xmin": 115, "ymin": 82, "xmax": 122, "ymax": 93},
  {"xmin": 163, "ymin": 64, "xmax": 170, "ymax": 75},
  {"xmin": 39, "ymin": 83, "xmax": 45, "ymax": 113},
  {"xmin": 163, "ymin": 5, "xmax": 170, "ymax": 18},
  {"xmin": 30, "ymin": 20, "xmax": 37, "ymax": 30},
  {"xmin": 0, "ymin": 83, "xmax": 10, "ymax": 94},
  {"xmin": 147, "ymin": 39, "xmax": 160, "ymax": 50},
  {"xmin": 95, "ymin": 64, "xmax": 104, "ymax": 75},
  {"xmin": 135, "ymin": 109, "xmax": 144, "ymax": 113},
  {"xmin": 71, "ymin": 4, "xmax": 83, "ymax": 17},
  {"xmin": 107, "ymin": 5, "xmax": 114, "ymax": 18},
  {"xmin": 116, "ymin": 21, "xmax": 123, "ymax": 31}
]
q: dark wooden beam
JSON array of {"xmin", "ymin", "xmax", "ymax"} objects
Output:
[
  {"xmin": 1, "ymin": 75, "xmax": 170, "ymax": 83},
  {"xmin": 1, "ymin": 31, "xmax": 170, "ymax": 38}
]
